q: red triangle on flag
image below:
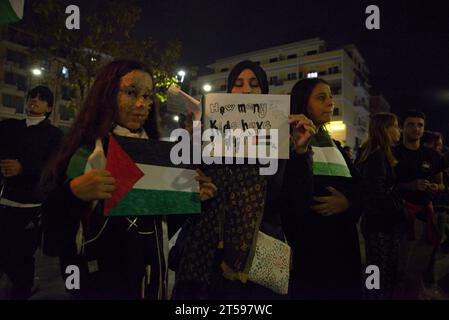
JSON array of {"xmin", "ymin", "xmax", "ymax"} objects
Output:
[{"xmin": 104, "ymin": 135, "xmax": 144, "ymax": 216}]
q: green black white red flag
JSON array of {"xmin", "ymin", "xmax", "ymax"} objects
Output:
[
  {"xmin": 0, "ymin": 0, "xmax": 24, "ymax": 26},
  {"xmin": 104, "ymin": 135, "xmax": 201, "ymax": 216}
]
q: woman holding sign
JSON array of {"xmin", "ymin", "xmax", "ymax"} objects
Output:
[
  {"xmin": 40, "ymin": 60, "xmax": 216, "ymax": 300},
  {"xmin": 282, "ymin": 78, "xmax": 363, "ymax": 299},
  {"xmin": 173, "ymin": 61, "xmax": 315, "ymax": 299}
]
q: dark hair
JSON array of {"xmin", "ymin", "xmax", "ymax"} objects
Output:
[
  {"xmin": 401, "ymin": 109, "xmax": 426, "ymax": 126},
  {"xmin": 227, "ymin": 60, "xmax": 269, "ymax": 94},
  {"xmin": 290, "ymin": 78, "xmax": 330, "ymax": 123},
  {"xmin": 27, "ymin": 85, "xmax": 54, "ymax": 118},
  {"xmin": 41, "ymin": 59, "xmax": 159, "ymax": 194},
  {"xmin": 357, "ymin": 112, "xmax": 399, "ymax": 167}
]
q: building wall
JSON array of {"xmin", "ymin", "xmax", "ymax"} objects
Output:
[
  {"xmin": 370, "ymin": 95, "xmax": 391, "ymax": 113},
  {"xmin": 0, "ymin": 39, "xmax": 77, "ymax": 131},
  {"xmin": 191, "ymin": 39, "xmax": 372, "ymax": 148}
]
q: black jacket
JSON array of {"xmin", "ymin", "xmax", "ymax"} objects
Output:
[
  {"xmin": 41, "ymin": 138, "xmax": 168, "ymax": 300},
  {"xmin": 280, "ymin": 142, "xmax": 363, "ymax": 299},
  {"xmin": 357, "ymin": 149, "xmax": 405, "ymax": 233},
  {"xmin": 0, "ymin": 118, "xmax": 63, "ymax": 203}
]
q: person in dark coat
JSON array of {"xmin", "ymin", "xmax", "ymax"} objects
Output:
[
  {"xmin": 0, "ymin": 86, "xmax": 63, "ymax": 299},
  {"xmin": 355, "ymin": 112, "xmax": 404, "ymax": 299},
  {"xmin": 282, "ymin": 78, "xmax": 363, "ymax": 300}
]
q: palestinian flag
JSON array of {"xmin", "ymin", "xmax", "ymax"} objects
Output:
[
  {"xmin": 310, "ymin": 131, "xmax": 351, "ymax": 178},
  {"xmin": 0, "ymin": 0, "xmax": 24, "ymax": 26},
  {"xmin": 104, "ymin": 136, "xmax": 200, "ymax": 216},
  {"xmin": 252, "ymin": 134, "xmax": 271, "ymax": 146}
]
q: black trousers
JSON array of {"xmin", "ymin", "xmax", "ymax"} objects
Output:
[
  {"xmin": 363, "ymin": 228, "xmax": 403, "ymax": 300},
  {"xmin": 62, "ymin": 217, "xmax": 165, "ymax": 300},
  {"xmin": 0, "ymin": 205, "xmax": 40, "ymax": 299}
]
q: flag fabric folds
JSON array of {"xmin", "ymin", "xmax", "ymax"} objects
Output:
[
  {"xmin": 0, "ymin": 0, "xmax": 24, "ymax": 26},
  {"xmin": 105, "ymin": 136, "xmax": 200, "ymax": 216},
  {"xmin": 310, "ymin": 130, "xmax": 351, "ymax": 178}
]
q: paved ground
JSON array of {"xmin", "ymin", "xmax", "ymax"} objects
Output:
[
  {"xmin": 1, "ymin": 233, "xmax": 449, "ymax": 300},
  {"xmin": 29, "ymin": 250, "xmax": 176, "ymax": 300},
  {"xmin": 30, "ymin": 251, "xmax": 70, "ymax": 300}
]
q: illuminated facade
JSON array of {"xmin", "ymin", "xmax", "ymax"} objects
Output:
[
  {"xmin": 190, "ymin": 38, "xmax": 371, "ymax": 148},
  {"xmin": 0, "ymin": 28, "xmax": 76, "ymax": 132}
]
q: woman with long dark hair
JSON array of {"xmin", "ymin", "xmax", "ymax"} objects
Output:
[
  {"xmin": 282, "ymin": 78, "xmax": 363, "ymax": 299},
  {"xmin": 40, "ymin": 59, "xmax": 216, "ymax": 299},
  {"xmin": 356, "ymin": 112, "xmax": 404, "ymax": 299}
]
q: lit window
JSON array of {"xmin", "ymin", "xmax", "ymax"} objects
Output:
[
  {"xmin": 203, "ymin": 84, "xmax": 212, "ymax": 92},
  {"xmin": 325, "ymin": 121, "xmax": 346, "ymax": 132},
  {"xmin": 62, "ymin": 66, "xmax": 69, "ymax": 78},
  {"xmin": 307, "ymin": 72, "xmax": 318, "ymax": 79}
]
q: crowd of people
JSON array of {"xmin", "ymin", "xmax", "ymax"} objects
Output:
[{"xmin": 0, "ymin": 59, "xmax": 448, "ymax": 300}]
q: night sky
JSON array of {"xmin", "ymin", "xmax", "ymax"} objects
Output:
[{"xmin": 56, "ymin": 0, "xmax": 449, "ymax": 137}]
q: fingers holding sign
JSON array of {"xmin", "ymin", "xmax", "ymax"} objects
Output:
[
  {"xmin": 195, "ymin": 169, "xmax": 218, "ymax": 201},
  {"xmin": 288, "ymin": 114, "xmax": 316, "ymax": 155}
]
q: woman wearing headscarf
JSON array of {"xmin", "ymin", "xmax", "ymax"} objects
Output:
[
  {"xmin": 173, "ymin": 61, "xmax": 314, "ymax": 299},
  {"xmin": 282, "ymin": 78, "xmax": 363, "ymax": 300},
  {"xmin": 40, "ymin": 60, "xmax": 216, "ymax": 300}
]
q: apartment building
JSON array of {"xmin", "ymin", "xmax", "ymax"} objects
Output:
[
  {"xmin": 190, "ymin": 38, "xmax": 372, "ymax": 148},
  {"xmin": 370, "ymin": 94, "xmax": 392, "ymax": 114},
  {"xmin": 0, "ymin": 28, "xmax": 76, "ymax": 132},
  {"xmin": 0, "ymin": 27, "xmax": 181, "ymax": 139}
]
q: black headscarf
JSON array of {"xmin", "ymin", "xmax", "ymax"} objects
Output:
[{"xmin": 227, "ymin": 60, "xmax": 269, "ymax": 94}]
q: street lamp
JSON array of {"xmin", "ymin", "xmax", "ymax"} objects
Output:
[
  {"xmin": 177, "ymin": 70, "xmax": 186, "ymax": 83},
  {"xmin": 31, "ymin": 68, "xmax": 42, "ymax": 76},
  {"xmin": 203, "ymin": 84, "xmax": 212, "ymax": 92},
  {"xmin": 61, "ymin": 66, "xmax": 69, "ymax": 79},
  {"xmin": 173, "ymin": 115, "xmax": 179, "ymax": 122}
]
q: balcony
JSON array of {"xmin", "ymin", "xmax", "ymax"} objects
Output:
[
  {"xmin": 4, "ymin": 60, "xmax": 28, "ymax": 73},
  {"xmin": 354, "ymin": 99, "xmax": 369, "ymax": 112},
  {"xmin": 353, "ymin": 78, "xmax": 371, "ymax": 92},
  {"xmin": 270, "ymin": 81, "xmax": 284, "ymax": 87}
]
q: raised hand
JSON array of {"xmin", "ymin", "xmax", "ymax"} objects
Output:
[
  {"xmin": 195, "ymin": 169, "xmax": 218, "ymax": 201},
  {"xmin": 288, "ymin": 114, "xmax": 316, "ymax": 154}
]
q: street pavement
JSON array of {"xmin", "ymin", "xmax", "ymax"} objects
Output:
[{"xmin": 1, "ymin": 233, "xmax": 449, "ymax": 300}]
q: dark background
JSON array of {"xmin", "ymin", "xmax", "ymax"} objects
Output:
[{"xmin": 63, "ymin": 0, "xmax": 449, "ymax": 138}]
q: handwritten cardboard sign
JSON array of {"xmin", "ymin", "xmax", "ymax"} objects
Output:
[{"xmin": 202, "ymin": 93, "xmax": 290, "ymax": 159}]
